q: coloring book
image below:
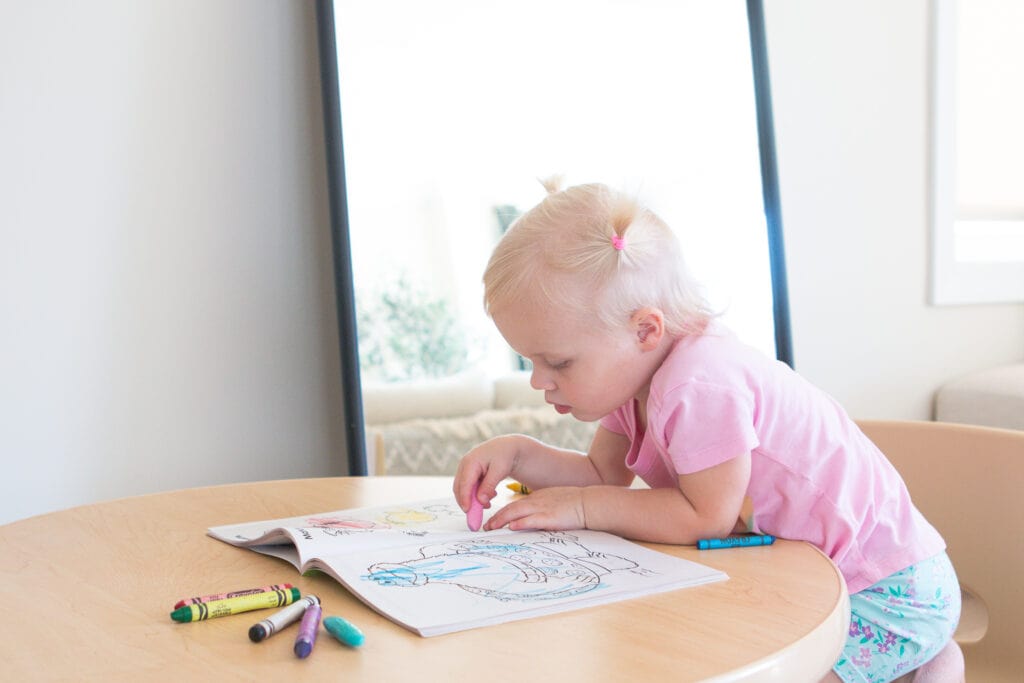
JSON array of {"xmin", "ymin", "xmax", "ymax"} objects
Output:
[{"xmin": 207, "ymin": 497, "xmax": 728, "ymax": 637}]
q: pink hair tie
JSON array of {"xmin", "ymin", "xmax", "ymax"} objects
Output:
[{"xmin": 611, "ymin": 235, "xmax": 626, "ymax": 251}]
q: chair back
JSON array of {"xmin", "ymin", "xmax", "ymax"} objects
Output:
[{"xmin": 857, "ymin": 419, "xmax": 1024, "ymax": 682}]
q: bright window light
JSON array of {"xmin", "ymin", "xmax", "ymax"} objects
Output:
[
  {"xmin": 333, "ymin": 1, "xmax": 777, "ymax": 380},
  {"xmin": 931, "ymin": 0, "xmax": 1024, "ymax": 304}
]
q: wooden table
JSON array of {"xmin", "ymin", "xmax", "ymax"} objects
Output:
[{"xmin": 0, "ymin": 477, "xmax": 849, "ymax": 681}]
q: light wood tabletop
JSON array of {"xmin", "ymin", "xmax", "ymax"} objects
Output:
[{"xmin": 0, "ymin": 476, "xmax": 849, "ymax": 681}]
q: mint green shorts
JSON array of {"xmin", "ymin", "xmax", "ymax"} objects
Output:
[{"xmin": 833, "ymin": 552, "xmax": 960, "ymax": 683}]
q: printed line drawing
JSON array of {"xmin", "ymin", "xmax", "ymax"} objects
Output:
[
  {"xmin": 363, "ymin": 531, "xmax": 656, "ymax": 602},
  {"xmin": 300, "ymin": 502, "xmax": 464, "ymax": 537}
]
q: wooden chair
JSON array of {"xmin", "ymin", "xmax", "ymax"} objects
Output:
[{"xmin": 856, "ymin": 420, "xmax": 1024, "ymax": 683}]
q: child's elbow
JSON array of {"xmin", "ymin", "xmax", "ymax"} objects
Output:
[{"xmin": 698, "ymin": 510, "xmax": 746, "ymax": 541}]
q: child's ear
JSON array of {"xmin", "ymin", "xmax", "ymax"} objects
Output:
[{"xmin": 632, "ymin": 308, "xmax": 665, "ymax": 350}]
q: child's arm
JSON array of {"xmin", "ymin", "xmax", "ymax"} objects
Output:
[
  {"xmin": 484, "ymin": 452, "xmax": 751, "ymax": 545},
  {"xmin": 454, "ymin": 430, "xmax": 626, "ymax": 513},
  {"xmin": 512, "ymin": 426, "xmax": 634, "ymax": 489}
]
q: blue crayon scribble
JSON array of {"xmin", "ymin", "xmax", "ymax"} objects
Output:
[{"xmin": 360, "ymin": 532, "xmax": 641, "ymax": 602}]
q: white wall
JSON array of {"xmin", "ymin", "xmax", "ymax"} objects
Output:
[
  {"xmin": 0, "ymin": 1, "xmax": 346, "ymax": 524},
  {"xmin": 765, "ymin": 0, "xmax": 1024, "ymax": 420}
]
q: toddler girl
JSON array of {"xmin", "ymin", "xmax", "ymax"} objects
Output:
[{"xmin": 454, "ymin": 180, "xmax": 963, "ymax": 683}]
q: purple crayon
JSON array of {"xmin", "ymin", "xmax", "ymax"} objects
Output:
[{"xmin": 293, "ymin": 602, "xmax": 322, "ymax": 658}]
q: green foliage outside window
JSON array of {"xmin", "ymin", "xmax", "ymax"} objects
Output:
[{"xmin": 357, "ymin": 275, "xmax": 472, "ymax": 382}]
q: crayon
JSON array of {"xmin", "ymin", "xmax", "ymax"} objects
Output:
[
  {"xmin": 506, "ymin": 481, "xmax": 530, "ymax": 495},
  {"xmin": 697, "ymin": 535, "xmax": 776, "ymax": 550},
  {"xmin": 293, "ymin": 603, "xmax": 322, "ymax": 658},
  {"xmin": 323, "ymin": 615, "xmax": 365, "ymax": 648},
  {"xmin": 248, "ymin": 595, "xmax": 319, "ymax": 642},
  {"xmin": 174, "ymin": 583, "xmax": 294, "ymax": 609},
  {"xmin": 466, "ymin": 480, "xmax": 484, "ymax": 531},
  {"xmin": 170, "ymin": 587, "xmax": 300, "ymax": 623}
]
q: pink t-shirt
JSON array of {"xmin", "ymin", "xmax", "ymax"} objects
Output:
[{"xmin": 600, "ymin": 326, "xmax": 945, "ymax": 594}]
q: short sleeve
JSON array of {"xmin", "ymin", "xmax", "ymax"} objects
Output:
[{"xmin": 655, "ymin": 381, "xmax": 759, "ymax": 474}]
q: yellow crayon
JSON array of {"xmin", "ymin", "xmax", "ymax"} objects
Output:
[
  {"xmin": 170, "ymin": 587, "xmax": 299, "ymax": 622},
  {"xmin": 506, "ymin": 481, "xmax": 530, "ymax": 495}
]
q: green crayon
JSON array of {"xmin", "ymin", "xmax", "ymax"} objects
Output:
[{"xmin": 170, "ymin": 587, "xmax": 299, "ymax": 623}]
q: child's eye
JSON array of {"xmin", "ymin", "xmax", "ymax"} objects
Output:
[{"xmin": 550, "ymin": 359, "xmax": 571, "ymax": 370}]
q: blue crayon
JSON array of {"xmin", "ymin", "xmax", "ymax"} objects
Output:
[
  {"xmin": 697, "ymin": 534, "xmax": 775, "ymax": 550},
  {"xmin": 323, "ymin": 615, "xmax": 365, "ymax": 647}
]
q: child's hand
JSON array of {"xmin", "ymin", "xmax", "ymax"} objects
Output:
[
  {"xmin": 482, "ymin": 486, "xmax": 586, "ymax": 532},
  {"xmin": 453, "ymin": 436, "xmax": 521, "ymax": 514}
]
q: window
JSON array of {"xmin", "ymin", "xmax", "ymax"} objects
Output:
[
  {"xmin": 931, "ymin": 0, "xmax": 1024, "ymax": 304},
  {"xmin": 332, "ymin": 1, "xmax": 779, "ymax": 379},
  {"xmin": 317, "ymin": 0, "xmax": 790, "ymax": 473}
]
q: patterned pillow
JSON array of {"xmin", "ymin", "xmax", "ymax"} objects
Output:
[{"xmin": 370, "ymin": 406, "xmax": 598, "ymax": 476}]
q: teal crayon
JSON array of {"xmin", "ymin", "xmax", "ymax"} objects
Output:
[
  {"xmin": 697, "ymin": 535, "xmax": 775, "ymax": 550},
  {"xmin": 323, "ymin": 615, "xmax": 365, "ymax": 647},
  {"xmin": 170, "ymin": 587, "xmax": 300, "ymax": 623}
]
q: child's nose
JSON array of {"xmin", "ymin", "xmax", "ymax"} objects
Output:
[{"xmin": 530, "ymin": 368, "xmax": 554, "ymax": 391}]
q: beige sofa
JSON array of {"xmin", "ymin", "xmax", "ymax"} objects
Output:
[
  {"xmin": 934, "ymin": 362, "xmax": 1024, "ymax": 431},
  {"xmin": 363, "ymin": 371, "xmax": 597, "ymax": 475}
]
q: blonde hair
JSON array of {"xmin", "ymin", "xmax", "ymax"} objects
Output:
[{"xmin": 483, "ymin": 179, "xmax": 712, "ymax": 337}]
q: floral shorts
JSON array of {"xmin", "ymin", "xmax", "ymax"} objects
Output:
[{"xmin": 833, "ymin": 552, "xmax": 960, "ymax": 683}]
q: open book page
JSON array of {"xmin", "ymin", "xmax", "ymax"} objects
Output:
[
  {"xmin": 208, "ymin": 498, "xmax": 728, "ymax": 637},
  {"xmin": 207, "ymin": 498, "xmax": 503, "ymax": 569},
  {"xmin": 322, "ymin": 529, "xmax": 728, "ymax": 636}
]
